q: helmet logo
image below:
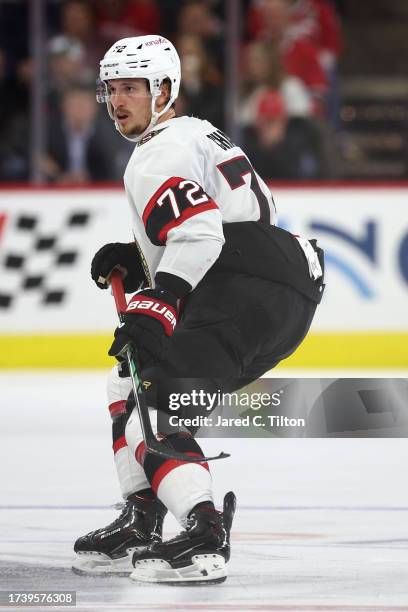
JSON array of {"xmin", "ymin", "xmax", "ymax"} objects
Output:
[
  {"xmin": 114, "ymin": 45, "xmax": 127, "ymax": 53},
  {"xmin": 145, "ymin": 37, "xmax": 166, "ymax": 47}
]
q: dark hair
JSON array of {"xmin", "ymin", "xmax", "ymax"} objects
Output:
[{"xmin": 162, "ymin": 77, "xmax": 176, "ymax": 109}]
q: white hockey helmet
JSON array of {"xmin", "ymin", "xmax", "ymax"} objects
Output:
[{"xmin": 97, "ymin": 35, "xmax": 181, "ymax": 141}]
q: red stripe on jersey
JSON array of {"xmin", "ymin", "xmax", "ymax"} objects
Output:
[
  {"xmin": 157, "ymin": 201, "xmax": 218, "ymax": 244},
  {"xmin": 0, "ymin": 214, "xmax": 7, "ymax": 243},
  {"xmin": 113, "ymin": 435, "xmax": 127, "ymax": 454},
  {"xmin": 135, "ymin": 435, "xmax": 166, "ymax": 466},
  {"xmin": 142, "ymin": 176, "xmax": 183, "ymax": 226},
  {"xmin": 108, "ymin": 400, "xmax": 127, "ymax": 418},
  {"xmin": 151, "ymin": 452, "xmax": 209, "ymax": 494},
  {"xmin": 135, "ymin": 441, "xmax": 147, "ymax": 465}
]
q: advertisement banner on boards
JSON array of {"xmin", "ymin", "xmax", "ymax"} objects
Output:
[{"xmin": 0, "ymin": 186, "xmax": 407, "ymax": 367}]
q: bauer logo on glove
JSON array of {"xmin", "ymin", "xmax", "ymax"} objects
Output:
[
  {"xmin": 126, "ymin": 296, "xmax": 177, "ymax": 335},
  {"xmin": 108, "ymin": 288, "xmax": 179, "ymax": 367}
]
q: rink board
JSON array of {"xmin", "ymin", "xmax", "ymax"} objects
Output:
[
  {"xmin": 0, "ymin": 331, "xmax": 407, "ymax": 369},
  {"xmin": 0, "ymin": 185, "xmax": 407, "ymax": 368}
]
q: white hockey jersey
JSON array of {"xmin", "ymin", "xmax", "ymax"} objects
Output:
[{"xmin": 123, "ymin": 116, "xmax": 276, "ymax": 289}]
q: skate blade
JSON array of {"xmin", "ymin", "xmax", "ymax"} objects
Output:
[
  {"xmin": 72, "ymin": 551, "xmax": 133, "ymax": 576},
  {"xmin": 130, "ymin": 554, "xmax": 227, "ymax": 585}
]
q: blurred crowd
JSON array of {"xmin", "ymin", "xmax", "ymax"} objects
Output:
[{"xmin": 0, "ymin": 0, "xmax": 343, "ymax": 184}]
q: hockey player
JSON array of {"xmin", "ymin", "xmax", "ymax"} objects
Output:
[{"xmin": 73, "ymin": 35, "xmax": 324, "ymax": 584}]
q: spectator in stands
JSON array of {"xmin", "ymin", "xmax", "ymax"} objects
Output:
[
  {"xmin": 95, "ymin": 0, "xmax": 161, "ymax": 45},
  {"xmin": 41, "ymin": 84, "xmax": 128, "ymax": 184},
  {"xmin": 288, "ymin": 0, "xmax": 342, "ymax": 72},
  {"xmin": 246, "ymin": 0, "xmax": 328, "ymax": 116},
  {"xmin": 176, "ymin": 0, "xmax": 224, "ymax": 69},
  {"xmin": 177, "ymin": 33, "xmax": 224, "ymax": 129},
  {"xmin": 49, "ymin": 0, "xmax": 105, "ymax": 74},
  {"xmin": 243, "ymin": 88, "xmax": 325, "ymax": 179},
  {"xmin": 239, "ymin": 41, "xmax": 312, "ymax": 126},
  {"xmin": 287, "ymin": 0, "xmax": 342, "ymax": 126},
  {"xmin": 47, "ymin": 36, "xmax": 92, "ymax": 109}
]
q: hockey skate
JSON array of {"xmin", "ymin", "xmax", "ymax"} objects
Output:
[
  {"xmin": 130, "ymin": 491, "xmax": 236, "ymax": 585},
  {"xmin": 72, "ymin": 492, "xmax": 167, "ymax": 575}
]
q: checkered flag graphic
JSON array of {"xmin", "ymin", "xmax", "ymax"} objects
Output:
[{"xmin": 0, "ymin": 211, "xmax": 91, "ymax": 309}]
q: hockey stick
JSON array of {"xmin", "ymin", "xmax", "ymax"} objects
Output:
[{"xmin": 110, "ymin": 270, "xmax": 230, "ymax": 463}]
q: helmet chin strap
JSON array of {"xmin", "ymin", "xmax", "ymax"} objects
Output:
[{"xmin": 114, "ymin": 95, "xmax": 174, "ymax": 143}]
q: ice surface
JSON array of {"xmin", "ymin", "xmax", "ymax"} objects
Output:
[{"xmin": 1, "ymin": 372, "xmax": 408, "ymax": 611}]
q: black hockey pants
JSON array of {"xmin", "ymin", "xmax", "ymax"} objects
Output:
[{"xmin": 135, "ymin": 269, "xmax": 318, "ymax": 422}]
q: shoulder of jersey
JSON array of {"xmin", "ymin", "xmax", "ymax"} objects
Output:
[
  {"xmin": 138, "ymin": 116, "xmax": 214, "ymax": 151},
  {"xmin": 125, "ymin": 116, "xmax": 223, "ymax": 182}
]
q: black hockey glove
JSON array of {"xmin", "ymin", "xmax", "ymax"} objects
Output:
[
  {"xmin": 108, "ymin": 288, "xmax": 178, "ymax": 368},
  {"xmin": 91, "ymin": 242, "xmax": 146, "ymax": 293}
]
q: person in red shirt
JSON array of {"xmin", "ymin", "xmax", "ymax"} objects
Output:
[
  {"xmin": 287, "ymin": 0, "xmax": 342, "ymax": 71},
  {"xmin": 282, "ymin": 37, "xmax": 327, "ymax": 114},
  {"xmin": 288, "ymin": 0, "xmax": 342, "ymax": 125},
  {"xmin": 247, "ymin": 0, "xmax": 328, "ymax": 116},
  {"xmin": 248, "ymin": 0, "xmax": 344, "ymax": 121}
]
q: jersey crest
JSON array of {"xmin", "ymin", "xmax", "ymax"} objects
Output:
[{"xmin": 137, "ymin": 127, "xmax": 168, "ymax": 147}]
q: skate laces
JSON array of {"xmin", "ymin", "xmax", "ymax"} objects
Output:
[
  {"xmin": 104, "ymin": 502, "xmax": 131, "ymax": 529},
  {"xmin": 185, "ymin": 507, "xmax": 223, "ymax": 535}
]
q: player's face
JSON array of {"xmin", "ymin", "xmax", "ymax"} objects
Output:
[{"xmin": 107, "ymin": 79, "xmax": 152, "ymax": 136}]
